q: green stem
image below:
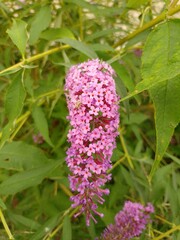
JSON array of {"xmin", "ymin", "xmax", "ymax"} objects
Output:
[
  {"xmin": 36, "ymin": 89, "xmax": 62, "ymax": 100},
  {"xmin": 108, "ymin": 156, "xmax": 126, "ymax": 173},
  {"xmin": 46, "ymin": 207, "xmax": 78, "ymax": 240},
  {"xmin": 59, "ymin": 183, "xmax": 73, "ymax": 197},
  {"xmin": 170, "ymin": 0, "xmax": 179, "ymax": 8},
  {"xmin": 0, "ymin": 208, "xmax": 14, "ymax": 240},
  {"xmin": 119, "ymin": 128, "xmax": 134, "ymax": 169},
  {"xmin": 114, "ymin": 5, "xmax": 180, "ymax": 47},
  {"xmin": 0, "ymin": 45, "xmax": 70, "ymax": 76},
  {"xmin": 10, "ymin": 112, "xmax": 29, "ymax": 141},
  {"xmin": 155, "ymin": 215, "xmax": 175, "ymax": 226},
  {"xmin": 79, "ymin": 7, "xmax": 83, "ymax": 40},
  {"xmin": 153, "ymin": 225, "xmax": 180, "ymax": 240}
]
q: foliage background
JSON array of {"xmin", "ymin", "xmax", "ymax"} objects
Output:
[{"xmin": 0, "ymin": 0, "xmax": 180, "ymax": 239}]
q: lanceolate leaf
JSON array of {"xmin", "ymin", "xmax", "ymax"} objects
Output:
[
  {"xmin": 29, "ymin": 5, "xmax": 51, "ymax": 45},
  {"xmin": 8, "ymin": 213, "xmax": 41, "ymax": 231},
  {"xmin": 112, "ymin": 61, "xmax": 130, "ymax": 114},
  {"xmin": 40, "ymin": 28, "xmax": 75, "ymax": 41},
  {"xmin": 29, "ymin": 214, "xmax": 60, "ymax": 240},
  {"xmin": 62, "ymin": 215, "xmax": 72, "ymax": 240},
  {"xmin": 136, "ymin": 19, "xmax": 180, "ymax": 180},
  {"xmin": 64, "ymin": 0, "xmax": 122, "ymax": 16},
  {"xmin": 0, "ymin": 141, "xmax": 48, "ymax": 171},
  {"xmin": 6, "ymin": 19, "xmax": 28, "ymax": 58},
  {"xmin": 58, "ymin": 38, "xmax": 98, "ymax": 59},
  {"xmin": 137, "ymin": 19, "xmax": 180, "ymax": 93},
  {"xmin": 0, "ymin": 197, "xmax": 6, "ymax": 210},
  {"xmin": 149, "ymin": 76, "xmax": 180, "ymax": 180},
  {"xmin": 32, "ymin": 106, "xmax": 54, "ymax": 147},
  {"xmin": 5, "ymin": 71, "xmax": 26, "ymax": 122},
  {"xmin": 0, "ymin": 161, "xmax": 60, "ymax": 195},
  {"xmin": 127, "ymin": 0, "xmax": 149, "ymax": 8},
  {"xmin": 0, "ymin": 121, "xmax": 14, "ymax": 148}
]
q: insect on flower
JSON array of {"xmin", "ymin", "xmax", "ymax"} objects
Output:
[{"xmin": 75, "ymin": 100, "xmax": 81, "ymax": 109}]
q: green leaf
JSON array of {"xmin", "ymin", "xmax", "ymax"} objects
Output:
[
  {"xmin": 32, "ymin": 106, "xmax": 54, "ymax": 147},
  {"xmin": 89, "ymin": 43, "xmax": 114, "ymax": 52},
  {"xmin": 113, "ymin": 63, "xmax": 135, "ymax": 92},
  {"xmin": 127, "ymin": 0, "xmax": 149, "ymax": 8},
  {"xmin": 29, "ymin": 5, "xmax": 51, "ymax": 45},
  {"xmin": 0, "ymin": 197, "xmax": 6, "ymax": 210},
  {"xmin": 8, "ymin": 212, "xmax": 41, "ymax": 230},
  {"xmin": 121, "ymin": 21, "xmax": 180, "ymax": 103},
  {"xmin": 151, "ymin": 164, "xmax": 173, "ymax": 202},
  {"xmin": 40, "ymin": 28, "xmax": 75, "ymax": 41},
  {"xmin": 85, "ymin": 29, "xmax": 117, "ymax": 41},
  {"xmin": 112, "ymin": 62, "xmax": 130, "ymax": 114},
  {"xmin": 0, "ymin": 67, "xmax": 21, "ymax": 77},
  {"xmin": 0, "ymin": 121, "xmax": 14, "ymax": 148},
  {"xmin": 64, "ymin": 0, "xmax": 123, "ymax": 16},
  {"xmin": 0, "ymin": 141, "xmax": 48, "ymax": 171},
  {"xmin": 58, "ymin": 38, "xmax": 98, "ymax": 59},
  {"xmin": 166, "ymin": 179, "xmax": 180, "ymax": 218},
  {"xmin": 24, "ymin": 75, "xmax": 34, "ymax": 97},
  {"xmin": 114, "ymin": 75, "xmax": 129, "ymax": 114},
  {"xmin": 149, "ymin": 76, "xmax": 180, "ymax": 180},
  {"xmin": 6, "ymin": 19, "xmax": 28, "ymax": 58},
  {"xmin": 137, "ymin": 20, "xmax": 180, "ymax": 93},
  {"xmin": 98, "ymin": 206, "xmax": 115, "ymax": 225},
  {"xmin": 30, "ymin": 214, "xmax": 60, "ymax": 240},
  {"xmin": 126, "ymin": 29, "xmax": 150, "ymax": 48},
  {"xmin": 87, "ymin": 220, "xmax": 96, "ymax": 240},
  {"xmin": 165, "ymin": 152, "xmax": 180, "ymax": 165},
  {"xmin": 123, "ymin": 112, "xmax": 149, "ymax": 125},
  {"xmin": 5, "ymin": 71, "xmax": 26, "ymax": 122},
  {"xmin": 0, "ymin": 161, "xmax": 60, "ymax": 195},
  {"xmin": 62, "ymin": 215, "xmax": 72, "ymax": 240}
]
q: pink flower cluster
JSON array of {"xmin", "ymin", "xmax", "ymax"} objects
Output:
[
  {"xmin": 99, "ymin": 201, "xmax": 154, "ymax": 240},
  {"xmin": 65, "ymin": 59, "xmax": 119, "ymax": 226}
]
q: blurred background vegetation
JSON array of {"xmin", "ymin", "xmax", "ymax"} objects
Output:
[{"xmin": 0, "ymin": 0, "xmax": 180, "ymax": 239}]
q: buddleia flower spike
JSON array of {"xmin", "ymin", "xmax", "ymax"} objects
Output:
[{"xmin": 65, "ymin": 59, "xmax": 120, "ymax": 226}]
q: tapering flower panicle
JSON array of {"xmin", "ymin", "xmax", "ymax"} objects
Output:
[
  {"xmin": 64, "ymin": 59, "xmax": 119, "ymax": 226},
  {"xmin": 99, "ymin": 201, "xmax": 154, "ymax": 240}
]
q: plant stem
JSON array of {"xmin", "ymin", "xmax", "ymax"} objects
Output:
[
  {"xmin": 0, "ymin": 208, "xmax": 14, "ymax": 240},
  {"xmin": 59, "ymin": 183, "xmax": 73, "ymax": 197},
  {"xmin": 0, "ymin": 45, "xmax": 70, "ymax": 76},
  {"xmin": 10, "ymin": 113, "xmax": 29, "ymax": 141},
  {"xmin": 119, "ymin": 128, "xmax": 134, "ymax": 169},
  {"xmin": 170, "ymin": 0, "xmax": 179, "ymax": 8},
  {"xmin": 153, "ymin": 225, "xmax": 180, "ymax": 240},
  {"xmin": 114, "ymin": 4, "xmax": 180, "ymax": 47},
  {"xmin": 15, "ymin": 111, "xmax": 31, "ymax": 124},
  {"xmin": 79, "ymin": 7, "xmax": 84, "ymax": 40},
  {"xmin": 36, "ymin": 89, "xmax": 62, "ymax": 100},
  {"xmin": 46, "ymin": 207, "xmax": 78, "ymax": 240},
  {"xmin": 108, "ymin": 156, "xmax": 126, "ymax": 173},
  {"xmin": 155, "ymin": 215, "xmax": 175, "ymax": 226}
]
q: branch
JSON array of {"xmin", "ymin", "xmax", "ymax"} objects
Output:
[
  {"xmin": 114, "ymin": 5, "xmax": 180, "ymax": 48},
  {"xmin": 153, "ymin": 225, "xmax": 180, "ymax": 240},
  {"xmin": 0, "ymin": 45, "xmax": 70, "ymax": 76}
]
